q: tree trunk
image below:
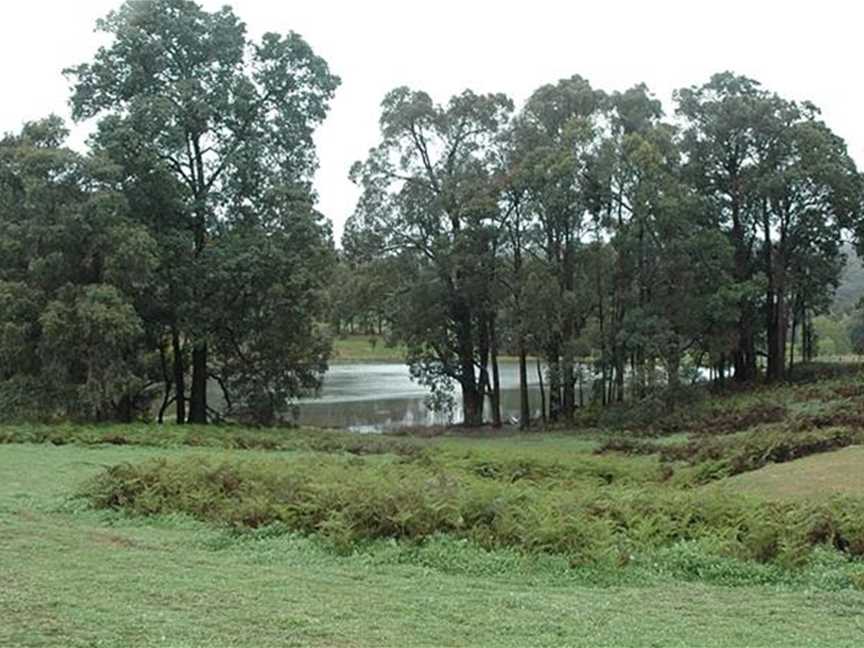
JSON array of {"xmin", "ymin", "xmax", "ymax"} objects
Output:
[
  {"xmin": 158, "ymin": 341, "xmax": 172, "ymax": 425},
  {"xmin": 789, "ymin": 310, "xmax": 797, "ymax": 372},
  {"xmin": 115, "ymin": 394, "xmax": 133, "ymax": 424},
  {"xmin": 615, "ymin": 350, "xmax": 625, "ymax": 403},
  {"xmin": 775, "ymin": 286, "xmax": 787, "ymax": 380},
  {"xmin": 562, "ymin": 352, "xmax": 575, "ymax": 421},
  {"xmin": 731, "ymin": 190, "xmax": 756, "ymax": 383},
  {"xmin": 666, "ymin": 347, "xmax": 681, "ymax": 392},
  {"xmin": 461, "ymin": 380, "xmax": 484, "ymax": 427},
  {"xmin": 765, "ymin": 288, "xmax": 779, "ymax": 382},
  {"xmin": 188, "ymin": 342, "xmax": 208, "ymax": 424},
  {"xmin": 489, "ymin": 316, "xmax": 502, "ymax": 428},
  {"xmin": 518, "ymin": 343, "xmax": 530, "ymax": 430},
  {"xmin": 734, "ymin": 313, "xmax": 757, "ymax": 383},
  {"xmin": 578, "ymin": 363, "xmax": 584, "ymax": 408},
  {"xmin": 536, "ymin": 358, "xmax": 547, "ymax": 425},
  {"xmin": 172, "ymin": 325, "xmax": 186, "ymax": 425},
  {"xmin": 546, "ymin": 342, "xmax": 561, "ymax": 422}
]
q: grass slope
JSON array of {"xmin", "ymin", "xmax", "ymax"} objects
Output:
[
  {"xmin": 718, "ymin": 445, "xmax": 864, "ymax": 500},
  {"xmin": 3, "ymin": 442, "xmax": 864, "ymax": 647}
]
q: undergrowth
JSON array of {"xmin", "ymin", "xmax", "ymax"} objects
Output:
[
  {"xmin": 0, "ymin": 423, "xmax": 424, "ymax": 457},
  {"xmin": 80, "ymin": 455, "xmax": 864, "ymax": 569},
  {"xmin": 599, "ymin": 425, "xmax": 864, "ymax": 485}
]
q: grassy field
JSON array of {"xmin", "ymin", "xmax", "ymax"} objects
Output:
[
  {"xmin": 4, "ymin": 443, "xmax": 864, "ymax": 647},
  {"xmin": 331, "ymin": 335, "xmax": 407, "ymax": 362},
  {"xmin": 5, "ymin": 366, "xmax": 864, "ymax": 646}
]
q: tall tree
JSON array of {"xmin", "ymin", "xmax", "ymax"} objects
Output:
[
  {"xmin": 0, "ymin": 117, "xmax": 159, "ymax": 421},
  {"xmin": 350, "ymin": 87, "xmax": 512, "ymax": 425},
  {"xmin": 675, "ymin": 73, "xmax": 772, "ymax": 382},
  {"xmin": 754, "ymin": 103, "xmax": 863, "ymax": 380},
  {"xmin": 513, "ymin": 75, "xmax": 605, "ymax": 419},
  {"xmin": 66, "ymin": 0, "xmax": 340, "ymax": 423},
  {"xmin": 588, "ymin": 84, "xmax": 665, "ymax": 402},
  {"xmin": 677, "ymin": 74, "xmax": 863, "ymax": 382}
]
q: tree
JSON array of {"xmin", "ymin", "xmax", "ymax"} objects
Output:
[
  {"xmin": 614, "ymin": 125, "xmax": 736, "ymax": 394},
  {"xmin": 510, "ymin": 75, "xmax": 605, "ymax": 419},
  {"xmin": 65, "ymin": 0, "xmax": 340, "ymax": 423},
  {"xmin": 754, "ymin": 104, "xmax": 863, "ymax": 380},
  {"xmin": 588, "ymin": 84, "xmax": 665, "ymax": 403},
  {"xmin": 677, "ymin": 73, "xmax": 864, "ymax": 382},
  {"xmin": 350, "ymin": 87, "xmax": 513, "ymax": 426},
  {"xmin": 675, "ymin": 73, "xmax": 773, "ymax": 382},
  {"xmin": 0, "ymin": 117, "xmax": 159, "ymax": 421},
  {"xmin": 204, "ymin": 209, "xmax": 334, "ymax": 425}
]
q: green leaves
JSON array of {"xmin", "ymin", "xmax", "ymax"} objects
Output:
[{"xmin": 58, "ymin": 0, "xmax": 340, "ymax": 423}]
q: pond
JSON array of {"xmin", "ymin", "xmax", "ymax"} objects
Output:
[{"xmin": 294, "ymin": 361, "xmax": 592, "ymax": 432}]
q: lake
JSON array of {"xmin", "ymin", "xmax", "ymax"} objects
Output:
[{"xmin": 295, "ymin": 361, "xmax": 561, "ymax": 432}]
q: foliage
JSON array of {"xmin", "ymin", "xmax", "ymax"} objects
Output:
[
  {"xmin": 80, "ymin": 452, "xmax": 864, "ymax": 568},
  {"xmin": 0, "ymin": 118, "xmax": 160, "ymax": 421},
  {"xmin": 347, "ymin": 71, "xmax": 864, "ymax": 427},
  {"xmin": 6, "ymin": 444, "xmax": 864, "ymax": 647},
  {"xmin": 0, "ymin": 422, "xmax": 425, "ymax": 457},
  {"xmin": 349, "ymin": 87, "xmax": 514, "ymax": 425},
  {"xmin": 61, "ymin": 0, "xmax": 340, "ymax": 424}
]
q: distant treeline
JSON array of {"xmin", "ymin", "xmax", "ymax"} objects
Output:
[{"xmin": 2, "ymin": 0, "xmax": 863, "ymax": 427}]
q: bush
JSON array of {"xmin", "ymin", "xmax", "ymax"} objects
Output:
[
  {"xmin": 80, "ymin": 455, "xmax": 864, "ymax": 567},
  {"xmin": 0, "ymin": 423, "xmax": 425, "ymax": 458}
]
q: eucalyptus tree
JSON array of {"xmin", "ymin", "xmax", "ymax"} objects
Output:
[
  {"xmin": 587, "ymin": 84, "xmax": 665, "ymax": 401},
  {"xmin": 65, "ymin": 0, "xmax": 340, "ymax": 422},
  {"xmin": 493, "ymin": 120, "xmax": 537, "ymax": 428},
  {"xmin": 675, "ymin": 73, "xmax": 780, "ymax": 382},
  {"xmin": 350, "ymin": 87, "xmax": 513, "ymax": 426},
  {"xmin": 615, "ymin": 124, "xmax": 736, "ymax": 393},
  {"xmin": 0, "ymin": 117, "xmax": 159, "ymax": 421},
  {"xmin": 752, "ymin": 102, "xmax": 863, "ymax": 380},
  {"xmin": 677, "ymin": 74, "xmax": 864, "ymax": 382},
  {"xmin": 513, "ymin": 75, "xmax": 605, "ymax": 419}
]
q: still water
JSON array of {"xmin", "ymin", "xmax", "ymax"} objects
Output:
[{"xmin": 295, "ymin": 361, "xmax": 556, "ymax": 432}]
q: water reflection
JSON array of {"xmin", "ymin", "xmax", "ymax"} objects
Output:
[{"xmin": 296, "ymin": 362, "xmax": 551, "ymax": 432}]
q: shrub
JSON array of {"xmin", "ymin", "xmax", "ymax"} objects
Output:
[
  {"xmin": 0, "ymin": 423, "xmax": 425, "ymax": 458},
  {"xmin": 80, "ymin": 455, "xmax": 864, "ymax": 568}
]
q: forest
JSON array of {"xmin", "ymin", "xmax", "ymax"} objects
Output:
[
  {"xmin": 1, "ymin": 0, "xmax": 863, "ymax": 431},
  {"xmin": 9, "ymin": 2, "xmax": 864, "ymax": 647}
]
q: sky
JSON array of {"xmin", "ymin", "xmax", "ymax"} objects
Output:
[{"xmin": 1, "ymin": 0, "xmax": 862, "ymax": 243}]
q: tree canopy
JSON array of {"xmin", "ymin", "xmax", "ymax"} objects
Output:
[
  {"xmin": 345, "ymin": 72, "xmax": 864, "ymax": 425},
  {"xmin": 1, "ymin": 0, "xmax": 339, "ymax": 424},
  {"xmin": 2, "ymin": 2, "xmax": 863, "ymax": 428}
]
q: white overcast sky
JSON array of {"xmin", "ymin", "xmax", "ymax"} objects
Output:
[{"xmin": 1, "ymin": 1, "xmax": 862, "ymax": 242}]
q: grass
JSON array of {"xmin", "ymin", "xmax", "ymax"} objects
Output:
[
  {"xmin": 331, "ymin": 334, "xmax": 407, "ymax": 362},
  {"xmin": 5, "ymin": 443, "xmax": 864, "ymax": 647},
  {"xmin": 718, "ymin": 446, "xmax": 864, "ymax": 500},
  {"xmin": 329, "ymin": 334, "xmax": 531, "ymax": 363},
  {"xmin": 7, "ymin": 365, "xmax": 864, "ymax": 646}
]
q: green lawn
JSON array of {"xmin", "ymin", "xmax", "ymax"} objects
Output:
[{"xmin": 3, "ymin": 441, "xmax": 864, "ymax": 647}]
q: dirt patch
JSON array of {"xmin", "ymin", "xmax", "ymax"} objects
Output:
[{"xmin": 90, "ymin": 532, "xmax": 140, "ymax": 550}]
